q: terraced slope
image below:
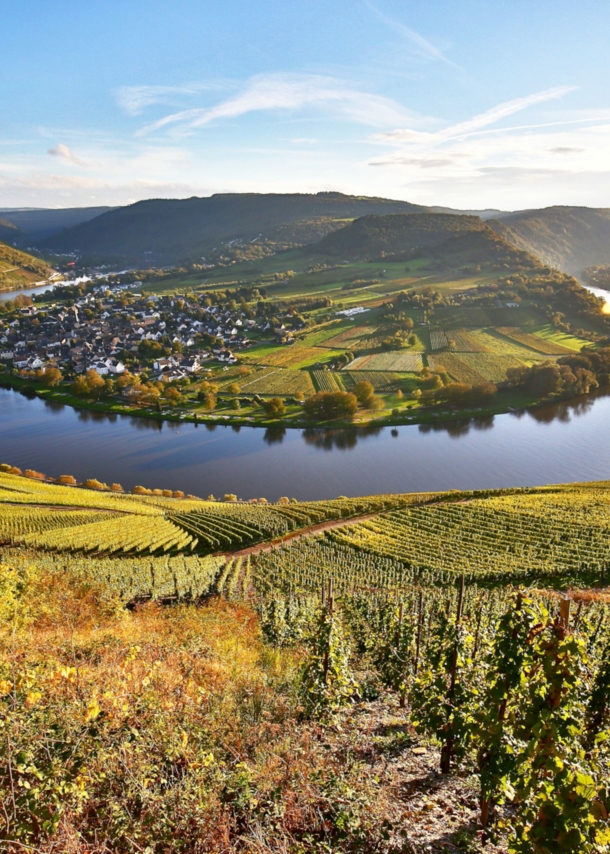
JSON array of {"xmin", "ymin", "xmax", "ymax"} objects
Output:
[{"xmin": 3, "ymin": 469, "xmax": 610, "ymax": 602}]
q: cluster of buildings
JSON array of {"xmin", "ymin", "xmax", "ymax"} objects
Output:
[{"xmin": 0, "ymin": 286, "xmax": 260, "ymax": 381}]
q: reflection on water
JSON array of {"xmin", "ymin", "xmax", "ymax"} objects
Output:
[
  {"xmin": 302, "ymin": 425, "xmax": 383, "ymax": 451},
  {"xmin": 264, "ymin": 426, "xmax": 286, "ymax": 445},
  {"xmin": 419, "ymin": 414, "xmax": 495, "ymax": 438},
  {"xmin": 3, "ymin": 385, "xmax": 610, "ymax": 499}
]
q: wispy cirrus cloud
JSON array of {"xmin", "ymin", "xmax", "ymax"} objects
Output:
[
  {"xmin": 135, "ymin": 72, "xmax": 427, "ymax": 136},
  {"xmin": 115, "ymin": 82, "xmax": 229, "ymax": 116},
  {"xmin": 366, "ymin": 85, "xmax": 610, "ymax": 207},
  {"xmin": 374, "ymin": 86, "xmax": 577, "ymax": 148},
  {"xmin": 47, "ymin": 143, "xmax": 92, "ymax": 167},
  {"xmin": 364, "ymin": 0, "xmax": 462, "ymax": 69}
]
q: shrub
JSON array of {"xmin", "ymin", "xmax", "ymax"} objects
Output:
[
  {"xmin": 58, "ymin": 475, "xmax": 77, "ymax": 485},
  {"xmin": 84, "ymin": 478, "xmax": 108, "ymax": 491},
  {"xmin": 24, "ymin": 469, "xmax": 45, "ymax": 480}
]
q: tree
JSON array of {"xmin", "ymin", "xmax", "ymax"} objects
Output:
[
  {"xmin": 262, "ymin": 397, "xmax": 285, "ymax": 418},
  {"xmin": 71, "ymin": 375, "xmax": 91, "ymax": 397},
  {"xmin": 303, "ymin": 391, "xmax": 358, "ymax": 421},
  {"xmin": 227, "ymin": 382, "xmax": 241, "ymax": 395},
  {"xmin": 37, "ymin": 366, "xmax": 62, "ymax": 388},
  {"xmin": 353, "ymin": 381, "xmax": 375, "ymax": 405},
  {"xmin": 164, "ymin": 387, "xmax": 183, "ymax": 406},
  {"xmin": 84, "ymin": 369, "xmax": 106, "ymax": 399},
  {"xmin": 353, "ymin": 380, "xmax": 382, "ymax": 410}
]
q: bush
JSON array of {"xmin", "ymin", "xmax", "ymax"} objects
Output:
[
  {"xmin": 24, "ymin": 469, "xmax": 45, "ymax": 480},
  {"xmin": 84, "ymin": 478, "xmax": 108, "ymax": 491},
  {"xmin": 58, "ymin": 475, "xmax": 77, "ymax": 485},
  {"xmin": 304, "ymin": 391, "xmax": 358, "ymax": 421},
  {"xmin": 262, "ymin": 397, "xmax": 285, "ymax": 418}
]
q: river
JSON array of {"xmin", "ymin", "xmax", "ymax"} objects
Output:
[
  {"xmin": 1, "ymin": 386, "xmax": 610, "ymax": 500},
  {"xmin": 2, "ymin": 281, "xmax": 610, "ymax": 499}
]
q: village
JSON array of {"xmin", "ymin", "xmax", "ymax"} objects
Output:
[{"xmin": 0, "ymin": 282, "xmax": 301, "ymax": 384}]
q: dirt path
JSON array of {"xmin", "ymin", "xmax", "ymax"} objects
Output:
[{"xmin": 227, "ymin": 511, "xmax": 378, "ymax": 558}]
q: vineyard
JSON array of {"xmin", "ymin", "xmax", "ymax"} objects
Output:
[
  {"xmin": 429, "ymin": 352, "xmax": 536, "ymax": 384},
  {"xmin": 495, "ymin": 326, "xmax": 575, "ymax": 354},
  {"xmin": 430, "ymin": 329, "xmax": 449, "ymax": 350},
  {"xmin": 345, "ymin": 352, "xmax": 424, "ymax": 372},
  {"xmin": 312, "ymin": 370, "xmax": 345, "ymax": 392},
  {"xmin": 343, "ymin": 370, "xmax": 404, "ymax": 390},
  {"xmin": 244, "ymin": 345, "xmax": 341, "ymax": 368},
  {"xmin": 5, "ymin": 466, "xmax": 610, "ymax": 852},
  {"xmin": 237, "ymin": 366, "xmax": 315, "ymax": 395},
  {"xmin": 260, "ymin": 581, "xmax": 610, "ymax": 851}
]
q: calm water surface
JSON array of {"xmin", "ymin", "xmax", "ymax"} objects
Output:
[{"xmin": 1, "ymin": 387, "xmax": 610, "ymax": 500}]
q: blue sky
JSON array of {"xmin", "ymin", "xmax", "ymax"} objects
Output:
[{"xmin": 2, "ymin": 0, "xmax": 610, "ymax": 210}]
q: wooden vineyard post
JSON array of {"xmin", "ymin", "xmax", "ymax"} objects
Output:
[
  {"xmin": 441, "ymin": 573, "xmax": 465, "ymax": 775},
  {"xmin": 559, "ymin": 597, "xmax": 571, "ymax": 634},
  {"xmin": 322, "ymin": 578, "xmax": 333, "ymax": 686},
  {"xmin": 414, "ymin": 591, "xmax": 424, "ymax": 676},
  {"xmin": 398, "ymin": 601, "xmax": 406, "ymax": 708}
]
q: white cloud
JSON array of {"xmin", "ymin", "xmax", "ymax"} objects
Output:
[
  {"xmin": 364, "ymin": 1, "xmax": 462, "ymax": 69},
  {"xmin": 47, "ymin": 143, "xmax": 92, "ymax": 167},
  {"xmin": 136, "ymin": 72, "xmax": 424, "ymax": 136},
  {"xmin": 115, "ymin": 82, "xmax": 228, "ymax": 116},
  {"xmin": 374, "ymin": 87, "xmax": 576, "ymax": 148}
]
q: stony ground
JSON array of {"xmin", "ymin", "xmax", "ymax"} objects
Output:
[{"xmin": 318, "ymin": 697, "xmax": 508, "ymax": 854}]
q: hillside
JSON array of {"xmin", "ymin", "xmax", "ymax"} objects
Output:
[
  {"xmin": 0, "ymin": 240, "xmax": 54, "ymax": 291},
  {"xmin": 314, "ymin": 212, "xmax": 541, "ymax": 269},
  {"xmin": 39, "ymin": 192, "xmax": 427, "ymax": 265},
  {"xmin": 0, "ymin": 205, "xmax": 115, "ymax": 243},
  {"xmin": 3, "ymin": 467, "xmax": 610, "ymax": 851},
  {"xmin": 489, "ymin": 206, "xmax": 610, "ymax": 274},
  {"xmin": 0, "ymin": 217, "xmax": 21, "ymax": 245}
]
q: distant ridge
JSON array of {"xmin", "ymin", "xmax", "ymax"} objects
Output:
[
  {"xmin": 0, "ymin": 206, "xmax": 116, "ymax": 243},
  {"xmin": 40, "ymin": 192, "xmax": 428, "ymax": 265},
  {"xmin": 489, "ymin": 206, "xmax": 610, "ymax": 274},
  {"xmin": 312, "ymin": 212, "xmax": 541, "ymax": 271}
]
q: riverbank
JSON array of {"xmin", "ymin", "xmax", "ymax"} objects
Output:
[{"xmin": 0, "ymin": 370, "xmax": 543, "ymax": 430}]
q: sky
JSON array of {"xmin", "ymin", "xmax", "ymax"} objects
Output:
[{"xmin": 2, "ymin": 0, "xmax": 610, "ymax": 212}]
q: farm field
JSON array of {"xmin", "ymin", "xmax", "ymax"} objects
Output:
[
  {"xmin": 343, "ymin": 370, "xmax": 405, "ymax": 390},
  {"xmin": 495, "ymin": 326, "xmax": 576, "ymax": 354},
  {"xmin": 312, "ymin": 370, "xmax": 345, "ymax": 392},
  {"xmin": 428, "ymin": 352, "xmax": 534, "ymax": 383},
  {"xmin": 316, "ymin": 324, "xmax": 379, "ymax": 349},
  {"xmin": 237, "ymin": 366, "xmax": 315, "ymax": 395},
  {"xmin": 242, "ymin": 344, "xmax": 345, "ymax": 369},
  {"xmin": 345, "ymin": 352, "xmax": 424, "ymax": 372}
]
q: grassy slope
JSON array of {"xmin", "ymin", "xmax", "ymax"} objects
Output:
[{"xmin": 0, "ymin": 240, "xmax": 54, "ymax": 290}]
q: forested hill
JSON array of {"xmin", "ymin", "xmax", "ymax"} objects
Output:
[
  {"xmin": 0, "ymin": 217, "xmax": 21, "ymax": 244},
  {"xmin": 0, "ymin": 206, "xmax": 115, "ymax": 243},
  {"xmin": 489, "ymin": 206, "xmax": 610, "ymax": 275},
  {"xmin": 0, "ymin": 241, "xmax": 54, "ymax": 291},
  {"xmin": 313, "ymin": 212, "xmax": 541, "ymax": 269},
  {"xmin": 39, "ymin": 193, "xmax": 427, "ymax": 265}
]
